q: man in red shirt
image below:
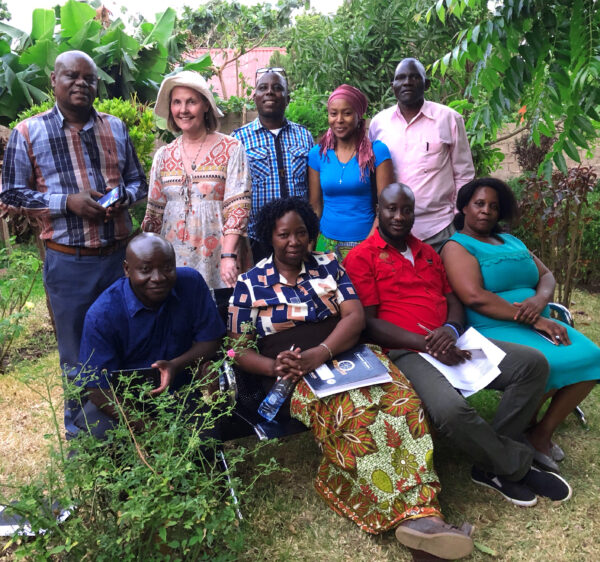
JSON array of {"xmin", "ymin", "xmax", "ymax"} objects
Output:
[{"xmin": 344, "ymin": 183, "xmax": 572, "ymax": 510}]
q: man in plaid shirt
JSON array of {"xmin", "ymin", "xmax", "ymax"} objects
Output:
[
  {"xmin": 232, "ymin": 68, "xmax": 313, "ymax": 262},
  {"xmin": 0, "ymin": 50, "xmax": 147, "ymax": 437}
]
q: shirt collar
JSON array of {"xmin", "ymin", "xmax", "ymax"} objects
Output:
[
  {"xmin": 373, "ymin": 229, "xmax": 422, "ymax": 257},
  {"xmin": 251, "ymin": 116, "xmax": 290, "ymax": 133},
  {"xmin": 261, "ymin": 252, "xmax": 318, "ymax": 287},
  {"xmin": 123, "ymin": 277, "xmax": 180, "ymax": 317},
  {"xmin": 394, "ymin": 99, "xmax": 433, "ymax": 124},
  {"xmin": 52, "ymin": 104, "xmax": 100, "ymax": 131}
]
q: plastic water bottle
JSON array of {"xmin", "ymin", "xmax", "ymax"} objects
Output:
[{"xmin": 258, "ymin": 377, "xmax": 295, "ymax": 421}]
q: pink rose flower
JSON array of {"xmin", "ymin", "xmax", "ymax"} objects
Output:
[{"xmin": 226, "ymin": 349, "xmax": 236, "ymax": 358}]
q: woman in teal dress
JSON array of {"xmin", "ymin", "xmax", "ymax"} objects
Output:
[{"xmin": 441, "ymin": 177, "xmax": 599, "ymax": 471}]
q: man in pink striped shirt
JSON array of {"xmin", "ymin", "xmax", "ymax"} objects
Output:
[{"xmin": 369, "ymin": 58, "xmax": 474, "ymax": 251}]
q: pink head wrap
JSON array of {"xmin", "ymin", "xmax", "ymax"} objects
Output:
[{"xmin": 319, "ymin": 84, "xmax": 374, "ymax": 180}]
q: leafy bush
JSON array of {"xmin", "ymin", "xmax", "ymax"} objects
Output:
[
  {"xmin": 286, "ymin": 87, "xmax": 329, "ymax": 140},
  {"xmin": 2, "ymin": 346, "xmax": 280, "ymax": 560},
  {"xmin": 216, "ymin": 94, "xmax": 254, "ymax": 116},
  {"xmin": 512, "ymin": 166, "xmax": 599, "ymax": 305},
  {"xmin": 0, "ymin": 242, "xmax": 41, "ymax": 372},
  {"xmin": 579, "ymin": 189, "xmax": 600, "ymax": 286},
  {"xmin": 512, "ymin": 134, "xmax": 555, "ymax": 174}
]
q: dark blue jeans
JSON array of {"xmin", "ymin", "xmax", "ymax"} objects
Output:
[{"xmin": 43, "ymin": 247, "xmax": 125, "ymax": 437}]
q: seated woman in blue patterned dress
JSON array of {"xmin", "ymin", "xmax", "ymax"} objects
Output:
[
  {"xmin": 441, "ymin": 177, "xmax": 599, "ymax": 473},
  {"xmin": 228, "ymin": 197, "xmax": 474, "ymax": 560}
]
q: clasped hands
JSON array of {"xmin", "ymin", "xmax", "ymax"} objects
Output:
[
  {"xmin": 423, "ymin": 326, "xmax": 471, "ymax": 366},
  {"xmin": 270, "ymin": 345, "xmax": 330, "ymax": 383}
]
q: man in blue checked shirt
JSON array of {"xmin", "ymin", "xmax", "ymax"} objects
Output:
[
  {"xmin": 0, "ymin": 50, "xmax": 148, "ymax": 437},
  {"xmin": 232, "ymin": 68, "xmax": 314, "ymax": 262}
]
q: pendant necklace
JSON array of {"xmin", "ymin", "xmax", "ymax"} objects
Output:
[
  {"xmin": 335, "ymin": 148, "xmax": 356, "ymax": 185},
  {"xmin": 181, "ymin": 134, "xmax": 207, "ymax": 171}
]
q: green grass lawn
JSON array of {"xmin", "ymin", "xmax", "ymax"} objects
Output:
[{"xmin": 1, "ymin": 288, "xmax": 599, "ymax": 561}]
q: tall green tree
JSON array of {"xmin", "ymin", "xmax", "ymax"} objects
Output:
[
  {"xmin": 428, "ymin": 0, "xmax": 600, "ymax": 174},
  {"xmin": 287, "ymin": 0, "xmax": 487, "ymax": 114}
]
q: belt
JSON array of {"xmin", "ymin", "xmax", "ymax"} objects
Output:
[{"xmin": 45, "ymin": 238, "xmax": 129, "ymax": 257}]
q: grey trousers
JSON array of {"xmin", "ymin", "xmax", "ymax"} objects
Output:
[{"xmin": 390, "ymin": 340, "xmax": 549, "ymax": 480}]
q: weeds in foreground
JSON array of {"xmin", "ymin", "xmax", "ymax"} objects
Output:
[
  {"xmin": 0, "ymin": 243, "xmax": 42, "ymax": 372},
  {"xmin": 1, "ymin": 347, "xmax": 280, "ymax": 561}
]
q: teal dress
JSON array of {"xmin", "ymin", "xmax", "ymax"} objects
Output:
[{"xmin": 449, "ymin": 232, "xmax": 600, "ymax": 391}]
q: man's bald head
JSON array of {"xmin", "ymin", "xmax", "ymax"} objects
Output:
[
  {"xmin": 379, "ymin": 182, "xmax": 415, "ymax": 206},
  {"xmin": 126, "ymin": 233, "xmax": 175, "ymax": 262},
  {"xmin": 377, "ymin": 183, "xmax": 415, "ymax": 247},
  {"xmin": 51, "ymin": 50, "xmax": 98, "ymax": 122},
  {"xmin": 54, "ymin": 50, "xmax": 97, "ymax": 73},
  {"xmin": 124, "ymin": 234, "xmax": 177, "ymax": 309}
]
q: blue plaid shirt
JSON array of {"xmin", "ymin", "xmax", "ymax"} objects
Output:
[
  {"xmin": 232, "ymin": 118, "xmax": 313, "ymax": 240},
  {"xmin": 0, "ymin": 105, "xmax": 147, "ymax": 248}
]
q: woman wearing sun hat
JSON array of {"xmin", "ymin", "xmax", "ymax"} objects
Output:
[{"xmin": 142, "ymin": 71, "xmax": 251, "ymax": 294}]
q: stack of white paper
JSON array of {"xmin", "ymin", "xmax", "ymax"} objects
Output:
[{"xmin": 419, "ymin": 327, "xmax": 506, "ymax": 397}]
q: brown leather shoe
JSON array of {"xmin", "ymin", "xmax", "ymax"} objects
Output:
[{"xmin": 395, "ymin": 516, "xmax": 474, "ymax": 560}]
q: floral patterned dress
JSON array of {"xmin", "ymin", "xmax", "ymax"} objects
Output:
[
  {"xmin": 229, "ymin": 253, "xmax": 442, "ymax": 533},
  {"xmin": 142, "ymin": 134, "xmax": 251, "ymax": 289}
]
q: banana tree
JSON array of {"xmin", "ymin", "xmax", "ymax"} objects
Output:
[{"xmin": 0, "ymin": 0, "xmax": 203, "ymax": 126}]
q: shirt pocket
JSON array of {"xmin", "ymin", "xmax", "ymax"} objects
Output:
[
  {"xmin": 289, "ymin": 145, "xmax": 309, "ymax": 190},
  {"xmin": 422, "ymin": 140, "xmax": 448, "ymax": 172},
  {"xmin": 246, "ymin": 147, "xmax": 271, "ymax": 185},
  {"xmin": 374, "ymin": 259, "xmax": 398, "ymax": 282}
]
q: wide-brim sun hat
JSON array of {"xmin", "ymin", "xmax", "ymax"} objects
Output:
[{"xmin": 155, "ymin": 70, "xmax": 224, "ymax": 132}]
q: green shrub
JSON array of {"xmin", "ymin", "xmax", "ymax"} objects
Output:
[
  {"xmin": 579, "ymin": 189, "xmax": 600, "ymax": 286},
  {"xmin": 512, "ymin": 166, "xmax": 598, "ymax": 305},
  {"xmin": 0, "ymin": 242, "xmax": 41, "ymax": 372},
  {"xmin": 2, "ymin": 345, "xmax": 280, "ymax": 560},
  {"xmin": 286, "ymin": 87, "xmax": 329, "ymax": 140}
]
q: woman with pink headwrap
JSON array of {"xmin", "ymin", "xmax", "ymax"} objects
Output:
[{"xmin": 308, "ymin": 84, "xmax": 395, "ymax": 260}]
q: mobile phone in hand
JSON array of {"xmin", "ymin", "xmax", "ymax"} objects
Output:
[
  {"xmin": 98, "ymin": 185, "xmax": 125, "ymax": 208},
  {"xmin": 533, "ymin": 328, "xmax": 558, "ymax": 345}
]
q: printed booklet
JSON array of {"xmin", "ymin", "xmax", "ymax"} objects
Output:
[{"xmin": 305, "ymin": 344, "xmax": 391, "ymax": 398}]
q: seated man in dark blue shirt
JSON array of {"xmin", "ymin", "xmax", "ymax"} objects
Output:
[{"xmin": 75, "ymin": 233, "xmax": 226, "ymax": 438}]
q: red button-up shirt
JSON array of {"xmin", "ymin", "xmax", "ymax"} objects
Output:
[{"xmin": 343, "ymin": 230, "xmax": 451, "ymax": 334}]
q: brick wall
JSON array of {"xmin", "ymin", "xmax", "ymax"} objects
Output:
[{"xmin": 491, "ymin": 125, "xmax": 600, "ymax": 180}]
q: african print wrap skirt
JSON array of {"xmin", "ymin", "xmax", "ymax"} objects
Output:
[{"xmin": 290, "ymin": 346, "xmax": 441, "ymax": 534}]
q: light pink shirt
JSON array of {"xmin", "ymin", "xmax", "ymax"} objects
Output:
[{"xmin": 369, "ymin": 100, "xmax": 475, "ymax": 240}]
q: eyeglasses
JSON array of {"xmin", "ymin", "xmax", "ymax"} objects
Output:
[{"xmin": 255, "ymin": 67, "xmax": 287, "ymax": 81}]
